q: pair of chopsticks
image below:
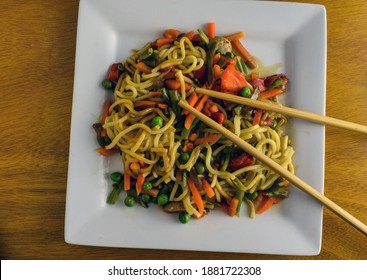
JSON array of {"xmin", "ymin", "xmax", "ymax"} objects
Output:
[{"xmin": 178, "ymin": 87, "xmax": 367, "ymax": 236}]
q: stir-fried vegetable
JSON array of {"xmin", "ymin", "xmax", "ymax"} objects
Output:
[{"xmin": 95, "ymin": 22, "xmax": 293, "ymax": 222}]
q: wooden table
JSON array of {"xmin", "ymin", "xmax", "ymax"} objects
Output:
[{"xmin": 1, "ymin": 0, "xmax": 366, "ymax": 260}]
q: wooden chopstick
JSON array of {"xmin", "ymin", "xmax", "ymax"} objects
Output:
[
  {"xmin": 178, "ymin": 100, "xmax": 367, "ymax": 236},
  {"xmin": 195, "ymin": 87, "xmax": 367, "ymax": 134}
]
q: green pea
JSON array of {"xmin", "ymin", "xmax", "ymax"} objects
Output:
[
  {"xmin": 102, "ymin": 79, "xmax": 114, "ymax": 90},
  {"xmin": 240, "ymin": 86, "xmax": 252, "ymax": 98},
  {"xmin": 178, "ymin": 212, "xmax": 191, "ymax": 224},
  {"xmin": 245, "ymin": 191, "xmax": 258, "ymax": 201},
  {"xmin": 150, "ymin": 116, "xmax": 164, "ymax": 128},
  {"xmin": 141, "ymin": 194, "xmax": 151, "ymax": 203},
  {"xmin": 110, "ymin": 172, "xmax": 123, "ymax": 182},
  {"xmin": 194, "ymin": 162, "xmax": 206, "ymax": 174},
  {"xmin": 124, "ymin": 196, "xmax": 135, "ymax": 207},
  {"xmin": 157, "ymin": 194, "xmax": 169, "ymax": 206},
  {"xmin": 143, "ymin": 181, "xmax": 152, "ymax": 191},
  {"xmin": 180, "ymin": 152, "xmax": 190, "ymax": 164}
]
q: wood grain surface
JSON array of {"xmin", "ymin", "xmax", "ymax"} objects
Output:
[{"xmin": 0, "ymin": 0, "xmax": 366, "ymax": 260}]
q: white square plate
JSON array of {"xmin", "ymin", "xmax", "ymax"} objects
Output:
[{"xmin": 65, "ymin": 0, "xmax": 326, "ymax": 255}]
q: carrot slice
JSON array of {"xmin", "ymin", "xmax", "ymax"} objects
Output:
[
  {"xmin": 155, "ymin": 38, "xmax": 175, "ymax": 48},
  {"xmin": 165, "ymin": 79, "xmax": 181, "ymax": 90},
  {"xmin": 163, "ymin": 29, "xmax": 180, "ymax": 39},
  {"xmin": 129, "ymin": 162, "xmax": 140, "ymax": 174},
  {"xmin": 141, "ymin": 188, "xmax": 159, "ymax": 197},
  {"xmin": 188, "ymin": 178, "xmax": 204, "ymax": 215},
  {"xmin": 188, "ymin": 91, "xmax": 199, "ymax": 107},
  {"xmin": 228, "ymin": 198, "xmax": 239, "ymax": 217},
  {"xmin": 202, "ymin": 179, "xmax": 215, "ymax": 198},
  {"xmin": 252, "ymin": 109, "xmax": 263, "ymax": 125},
  {"xmin": 207, "ymin": 22, "xmax": 216, "ymax": 39},
  {"xmin": 184, "ymin": 95, "xmax": 209, "ymax": 129},
  {"xmin": 259, "ymin": 88, "xmax": 284, "ymax": 99},
  {"xmin": 100, "ymin": 99, "xmax": 111, "ymax": 124},
  {"xmin": 225, "ymin": 31, "xmax": 245, "ymax": 42},
  {"xmin": 95, "ymin": 148, "xmax": 119, "ymax": 156},
  {"xmin": 232, "ymin": 39, "xmax": 257, "ymax": 69},
  {"xmin": 184, "ymin": 30, "xmax": 195, "ymax": 41},
  {"xmin": 188, "ymin": 133, "xmax": 198, "ymax": 141},
  {"xmin": 136, "ymin": 173, "xmax": 145, "ymax": 195},
  {"xmin": 124, "ymin": 172, "xmax": 131, "ymax": 191},
  {"xmin": 213, "ymin": 64, "xmax": 221, "ymax": 80},
  {"xmin": 135, "ymin": 62, "xmax": 152, "ymax": 74},
  {"xmin": 134, "ymin": 100, "xmax": 156, "ymax": 108},
  {"xmin": 256, "ymin": 197, "xmax": 281, "ymax": 214},
  {"xmin": 195, "ymin": 134, "xmax": 219, "ymax": 145}
]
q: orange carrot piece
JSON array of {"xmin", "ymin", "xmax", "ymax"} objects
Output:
[
  {"xmin": 259, "ymin": 88, "xmax": 284, "ymax": 99},
  {"xmin": 228, "ymin": 198, "xmax": 240, "ymax": 217},
  {"xmin": 188, "ymin": 133, "xmax": 198, "ymax": 141},
  {"xmin": 256, "ymin": 197, "xmax": 281, "ymax": 214},
  {"xmin": 195, "ymin": 134, "xmax": 219, "ymax": 145},
  {"xmin": 124, "ymin": 172, "xmax": 131, "ymax": 191},
  {"xmin": 129, "ymin": 162, "xmax": 140, "ymax": 174},
  {"xmin": 202, "ymin": 179, "xmax": 215, "ymax": 199},
  {"xmin": 188, "ymin": 91, "xmax": 199, "ymax": 107},
  {"xmin": 134, "ymin": 100, "xmax": 156, "ymax": 108},
  {"xmin": 213, "ymin": 64, "xmax": 221, "ymax": 80},
  {"xmin": 232, "ymin": 39, "xmax": 257, "ymax": 69},
  {"xmin": 157, "ymin": 103, "xmax": 168, "ymax": 109},
  {"xmin": 194, "ymin": 94, "xmax": 209, "ymax": 111},
  {"xmin": 253, "ymin": 190, "xmax": 263, "ymax": 203},
  {"xmin": 136, "ymin": 173, "xmax": 145, "ymax": 195},
  {"xmin": 209, "ymin": 104, "xmax": 218, "ymax": 113},
  {"xmin": 251, "ymin": 72, "xmax": 260, "ymax": 80},
  {"xmin": 163, "ymin": 29, "xmax": 180, "ymax": 39},
  {"xmin": 101, "ymin": 128, "xmax": 108, "ymax": 138},
  {"xmin": 135, "ymin": 62, "xmax": 152, "ymax": 74},
  {"xmin": 149, "ymin": 91, "xmax": 162, "ymax": 97},
  {"xmin": 183, "ymin": 93, "xmax": 202, "ymax": 115},
  {"xmin": 141, "ymin": 188, "xmax": 159, "ymax": 197},
  {"xmin": 213, "ymin": 53, "xmax": 221, "ymax": 64},
  {"xmin": 184, "ymin": 94, "xmax": 209, "ymax": 129},
  {"xmin": 100, "ymin": 101, "xmax": 109, "ymax": 137},
  {"xmin": 184, "ymin": 30, "xmax": 195, "ymax": 41},
  {"xmin": 184, "ymin": 113, "xmax": 196, "ymax": 130},
  {"xmin": 100, "ymin": 99, "xmax": 111, "ymax": 124},
  {"xmin": 188, "ymin": 178, "xmax": 204, "ymax": 215},
  {"xmin": 207, "ymin": 22, "xmax": 216, "ymax": 39},
  {"xmin": 225, "ymin": 31, "xmax": 245, "ymax": 42},
  {"xmin": 252, "ymin": 109, "xmax": 263, "ymax": 125},
  {"xmin": 165, "ymin": 79, "xmax": 181, "ymax": 90},
  {"xmin": 95, "ymin": 147, "xmax": 119, "ymax": 156},
  {"xmin": 155, "ymin": 38, "xmax": 175, "ymax": 48},
  {"xmin": 182, "ymin": 141, "xmax": 194, "ymax": 152},
  {"xmin": 220, "ymin": 64, "xmax": 250, "ymax": 94}
]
